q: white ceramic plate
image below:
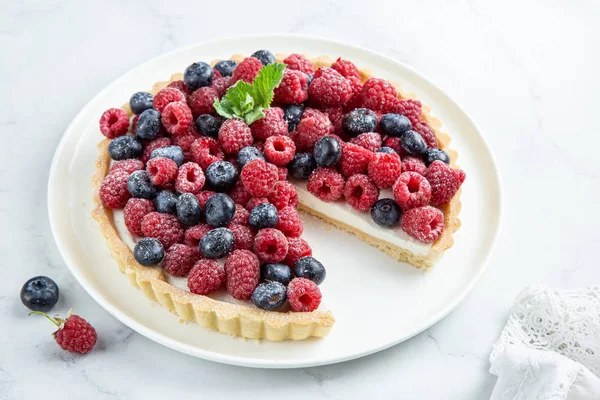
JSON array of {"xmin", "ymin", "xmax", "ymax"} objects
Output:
[{"xmin": 48, "ymin": 35, "xmax": 502, "ymax": 368}]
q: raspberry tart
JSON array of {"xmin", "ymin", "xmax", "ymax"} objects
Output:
[{"xmin": 92, "ymin": 51, "xmax": 464, "ymax": 341}]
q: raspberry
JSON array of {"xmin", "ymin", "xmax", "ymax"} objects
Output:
[
  {"xmin": 175, "ymin": 162, "xmax": 205, "ymax": 194},
  {"xmin": 277, "ymin": 166, "xmax": 288, "ymax": 181},
  {"xmin": 368, "ymin": 152, "xmax": 402, "ymax": 189},
  {"xmin": 307, "ymin": 167, "xmax": 345, "ymax": 201},
  {"xmin": 275, "ymin": 206, "xmax": 303, "ymax": 237},
  {"xmin": 283, "ymin": 53, "xmax": 315, "ymax": 74},
  {"xmin": 284, "ymin": 237, "xmax": 312, "ymax": 267},
  {"xmin": 161, "ymin": 101, "xmax": 193, "ymax": 136},
  {"xmin": 231, "ymin": 57, "xmax": 262, "ymax": 84},
  {"xmin": 141, "ymin": 137, "xmax": 172, "ymax": 163},
  {"xmin": 273, "ymin": 69, "xmax": 309, "ymax": 104},
  {"xmin": 382, "ymin": 136, "xmax": 405, "ymax": 156},
  {"xmin": 163, "ymin": 244, "xmax": 200, "ymax": 277},
  {"xmin": 343, "ymin": 174, "xmax": 380, "ymax": 212},
  {"xmin": 99, "ymin": 170, "xmax": 130, "ymax": 208},
  {"xmin": 294, "ymin": 108, "xmax": 333, "ymax": 151},
  {"xmin": 190, "ymin": 137, "xmax": 225, "ymax": 170},
  {"xmin": 323, "ymin": 107, "xmax": 346, "ymax": 137},
  {"xmin": 184, "ymin": 224, "xmax": 211, "ymax": 247},
  {"xmin": 53, "ymin": 314, "xmax": 97, "ymax": 354},
  {"xmin": 424, "ymin": 161, "xmax": 465, "ymax": 206},
  {"xmin": 210, "ymin": 76, "xmax": 233, "ymax": 98},
  {"xmin": 229, "ymin": 224, "xmax": 255, "ymax": 250},
  {"xmin": 401, "ymin": 206, "xmax": 444, "ymax": 243},
  {"xmin": 99, "ymin": 108, "xmax": 129, "ymax": 138},
  {"xmin": 358, "ymin": 78, "xmax": 398, "ymax": 113},
  {"xmin": 131, "ymin": 114, "xmax": 140, "ymax": 134},
  {"xmin": 146, "ymin": 157, "xmax": 178, "ymax": 186},
  {"xmin": 402, "ymin": 156, "xmax": 427, "ymax": 175},
  {"xmin": 188, "ymin": 259, "xmax": 225, "ymax": 295},
  {"xmin": 173, "ymin": 131, "xmax": 200, "ymax": 161},
  {"xmin": 240, "ymin": 159, "xmax": 279, "ymax": 197},
  {"xmin": 153, "ymin": 87, "xmax": 186, "ymax": 113},
  {"xmin": 348, "ymin": 76, "xmax": 364, "ymax": 98},
  {"xmin": 413, "ymin": 121, "xmax": 438, "ymax": 148},
  {"xmin": 339, "ymin": 142, "xmax": 372, "ymax": 177},
  {"xmin": 228, "ymin": 180, "xmax": 252, "ymax": 206},
  {"xmin": 393, "ymin": 172, "xmax": 432, "ymax": 210},
  {"xmin": 167, "ymin": 80, "xmax": 193, "ymax": 96},
  {"xmin": 287, "ymin": 278, "xmax": 322, "ymax": 312},
  {"xmin": 253, "ymin": 228, "xmax": 288, "ymax": 263},
  {"xmin": 350, "ymin": 132, "xmax": 382, "ymax": 152},
  {"xmin": 253, "ymin": 141, "xmax": 264, "ymax": 152},
  {"xmin": 249, "ymin": 107, "xmax": 288, "ymax": 141},
  {"xmin": 263, "ymin": 135, "xmax": 296, "ymax": 166},
  {"xmin": 245, "ymin": 197, "xmax": 269, "ymax": 211},
  {"xmin": 224, "ymin": 249, "xmax": 260, "ymax": 300},
  {"xmin": 230, "ymin": 204, "xmax": 250, "ymax": 226},
  {"xmin": 140, "ymin": 212, "xmax": 184, "ymax": 248},
  {"xmin": 331, "ymin": 57, "xmax": 361, "ymax": 79},
  {"xmin": 212, "ymin": 68, "xmax": 222, "ymax": 79},
  {"xmin": 194, "ymin": 190, "xmax": 216, "ymax": 208},
  {"xmin": 188, "ymin": 87, "xmax": 218, "ymax": 117},
  {"xmin": 267, "ymin": 181, "xmax": 298, "ymax": 210},
  {"xmin": 391, "ymin": 98, "xmax": 422, "ymax": 126},
  {"xmin": 218, "ymin": 119, "xmax": 253, "ymax": 154},
  {"xmin": 109, "ymin": 159, "xmax": 144, "ymax": 175},
  {"xmin": 309, "ymin": 71, "xmax": 353, "ymax": 106},
  {"xmin": 313, "ymin": 67, "xmax": 340, "ymax": 80},
  {"xmin": 123, "ymin": 198, "xmax": 155, "ymax": 236}
]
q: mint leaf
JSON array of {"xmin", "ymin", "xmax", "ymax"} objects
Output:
[{"xmin": 250, "ymin": 63, "xmax": 286, "ymax": 109}]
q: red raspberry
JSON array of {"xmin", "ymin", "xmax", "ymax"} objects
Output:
[
  {"xmin": 267, "ymin": 181, "xmax": 298, "ymax": 210},
  {"xmin": 263, "ymin": 135, "xmax": 296, "ymax": 166},
  {"xmin": 167, "ymin": 80, "xmax": 193, "ymax": 96},
  {"xmin": 141, "ymin": 212, "xmax": 184, "ymax": 249},
  {"xmin": 213, "ymin": 68, "xmax": 222, "ymax": 79},
  {"xmin": 284, "ymin": 238, "xmax": 312, "ymax": 267},
  {"xmin": 153, "ymin": 87, "xmax": 186, "ymax": 113},
  {"xmin": 146, "ymin": 157, "xmax": 177, "ymax": 186},
  {"xmin": 249, "ymin": 107, "xmax": 288, "ymax": 141},
  {"xmin": 402, "ymin": 156, "xmax": 427, "ymax": 175},
  {"xmin": 273, "ymin": 69, "xmax": 309, "ymax": 104},
  {"xmin": 253, "ymin": 141, "xmax": 264, "ymax": 152},
  {"xmin": 348, "ymin": 76, "xmax": 364, "ymax": 98},
  {"xmin": 424, "ymin": 161, "xmax": 465, "ymax": 206},
  {"xmin": 232, "ymin": 57, "xmax": 262, "ymax": 84},
  {"xmin": 323, "ymin": 107, "xmax": 346, "ymax": 137},
  {"xmin": 253, "ymin": 228, "xmax": 288, "ymax": 263},
  {"xmin": 343, "ymin": 174, "xmax": 380, "ymax": 212},
  {"xmin": 339, "ymin": 142, "xmax": 372, "ymax": 177},
  {"xmin": 287, "ymin": 278, "xmax": 322, "ymax": 312},
  {"xmin": 313, "ymin": 67, "xmax": 340, "ymax": 80},
  {"xmin": 413, "ymin": 121, "xmax": 438, "ymax": 148},
  {"xmin": 230, "ymin": 224, "xmax": 255, "ymax": 250},
  {"xmin": 161, "ymin": 101, "xmax": 193, "ymax": 136},
  {"xmin": 382, "ymin": 136, "xmax": 406, "ymax": 157},
  {"xmin": 225, "ymin": 249, "xmax": 260, "ymax": 300},
  {"xmin": 99, "ymin": 108, "xmax": 129, "ymax": 138},
  {"xmin": 141, "ymin": 137, "xmax": 172, "ymax": 163},
  {"xmin": 184, "ymin": 224, "xmax": 211, "ymax": 247},
  {"xmin": 228, "ymin": 180, "xmax": 252, "ymax": 206},
  {"xmin": 331, "ymin": 57, "xmax": 361, "ymax": 79},
  {"xmin": 109, "ymin": 159, "xmax": 144, "ymax": 175},
  {"xmin": 188, "ymin": 87, "xmax": 218, "ymax": 117},
  {"xmin": 99, "ymin": 170, "xmax": 130, "ymax": 209},
  {"xmin": 240, "ymin": 159, "xmax": 279, "ymax": 197},
  {"xmin": 163, "ymin": 244, "xmax": 200, "ymax": 277},
  {"xmin": 173, "ymin": 131, "xmax": 201, "ymax": 161},
  {"xmin": 210, "ymin": 76, "xmax": 233, "ymax": 98},
  {"xmin": 52, "ymin": 314, "xmax": 97, "ymax": 354},
  {"xmin": 188, "ymin": 259, "xmax": 225, "ymax": 295},
  {"xmin": 350, "ymin": 132, "xmax": 382, "ymax": 152},
  {"xmin": 123, "ymin": 198, "xmax": 155, "ymax": 236},
  {"xmin": 294, "ymin": 108, "xmax": 333, "ymax": 151},
  {"xmin": 307, "ymin": 167, "xmax": 345, "ymax": 201},
  {"xmin": 175, "ymin": 162, "xmax": 205, "ymax": 194},
  {"xmin": 401, "ymin": 206, "xmax": 444, "ymax": 243},
  {"xmin": 245, "ymin": 197, "xmax": 269, "ymax": 211},
  {"xmin": 283, "ymin": 54, "xmax": 315, "ymax": 74},
  {"xmin": 368, "ymin": 152, "xmax": 402, "ymax": 189},
  {"xmin": 190, "ymin": 137, "xmax": 225, "ymax": 170},
  {"xmin": 218, "ymin": 119, "xmax": 253, "ymax": 154},
  {"xmin": 391, "ymin": 98, "xmax": 422, "ymax": 126},
  {"xmin": 277, "ymin": 166, "xmax": 288, "ymax": 181},
  {"xmin": 393, "ymin": 171, "xmax": 432, "ymax": 210},
  {"xmin": 309, "ymin": 71, "xmax": 353, "ymax": 107},
  {"xmin": 230, "ymin": 204, "xmax": 250, "ymax": 226},
  {"xmin": 275, "ymin": 206, "xmax": 303, "ymax": 237},
  {"xmin": 357, "ymin": 78, "xmax": 398, "ymax": 113},
  {"xmin": 131, "ymin": 114, "xmax": 140, "ymax": 134},
  {"xmin": 195, "ymin": 190, "xmax": 216, "ymax": 208}
]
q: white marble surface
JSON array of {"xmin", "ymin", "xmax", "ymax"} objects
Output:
[{"xmin": 1, "ymin": 0, "xmax": 600, "ymax": 398}]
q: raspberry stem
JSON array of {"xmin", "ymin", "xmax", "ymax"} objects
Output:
[{"xmin": 29, "ymin": 311, "xmax": 63, "ymax": 327}]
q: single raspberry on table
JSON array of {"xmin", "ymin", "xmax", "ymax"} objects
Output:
[
  {"xmin": 190, "ymin": 137, "xmax": 225, "ymax": 170},
  {"xmin": 284, "ymin": 237, "xmax": 312, "ymax": 267},
  {"xmin": 240, "ymin": 159, "xmax": 279, "ymax": 197},
  {"xmin": 210, "ymin": 76, "xmax": 233, "ymax": 98},
  {"xmin": 267, "ymin": 181, "xmax": 298, "ymax": 210},
  {"xmin": 175, "ymin": 162, "xmax": 205, "ymax": 194},
  {"xmin": 230, "ymin": 204, "xmax": 250, "ymax": 226},
  {"xmin": 141, "ymin": 137, "xmax": 172, "ymax": 163},
  {"xmin": 391, "ymin": 98, "xmax": 422, "ymax": 126},
  {"xmin": 146, "ymin": 157, "xmax": 178, "ymax": 186},
  {"xmin": 141, "ymin": 212, "xmax": 184, "ymax": 249},
  {"xmin": 109, "ymin": 159, "xmax": 144, "ymax": 175},
  {"xmin": 277, "ymin": 166, "xmax": 288, "ymax": 181},
  {"xmin": 250, "ymin": 107, "xmax": 288, "ymax": 141},
  {"xmin": 343, "ymin": 174, "xmax": 380, "ymax": 212},
  {"xmin": 309, "ymin": 69, "xmax": 353, "ymax": 107},
  {"xmin": 161, "ymin": 101, "xmax": 193, "ymax": 136},
  {"xmin": 167, "ymin": 80, "xmax": 193, "ymax": 96},
  {"xmin": 253, "ymin": 228, "xmax": 289, "ymax": 263},
  {"xmin": 30, "ymin": 312, "xmax": 97, "ymax": 354},
  {"xmin": 229, "ymin": 224, "xmax": 255, "ymax": 250},
  {"xmin": 350, "ymin": 132, "xmax": 382, "ymax": 152},
  {"xmin": 218, "ymin": 119, "xmax": 253, "ymax": 155},
  {"xmin": 287, "ymin": 278, "xmax": 322, "ymax": 312},
  {"xmin": 294, "ymin": 108, "xmax": 333, "ymax": 152},
  {"xmin": 123, "ymin": 198, "xmax": 155, "ymax": 236},
  {"xmin": 283, "ymin": 53, "xmax": 315, "ymax": 74},
  {"xmin": 153, "ymin": 87, "xmax": 186, "ymax": 113},
  {"xmin": 275, "ymin": 206, "xmax": 303, "ymax": 237},
  {"xmin": 100, "ymin": 170, "xmax": 130, "ymax": 209},
  {"xmin": 195, "ymin": 190, "xmax": 216, "ymax": 208},
  {"xmin": 307, "ymin": 167, "xmax": 345, "ymax": 202},
  {"xmin": 245, "ymin": 197, "xmax": 269, "ymax": 211},
  {"xmin": 99, "ymin": 108, "xmax": 129, "ymax": 138},
  {"xmin": 183, "ymin": 224, "xmax": 212, "ymax": 247},
  {"xmin": 231, "ymin": 57, "xmax": 262, "ymax": 84},
  {"xmin": 382, "ymin": 136, "xmax": 406, "ymax": 157},
  {"xmin": 225, "ymin": 249, "xmax": 260, "ymax": 300},
  {"xmin": 339, "ymin": 142, "xmax": 372, "ymax": 177},
  {"xmin": 401, "ymin": 156, "xmax": 427, "ymax": 175},
  {"xmin": 331, "ymin": 57, "xmax": 361, "ymax": 79},
  {"xmin": 228, "ymin": 180, "xmax": 252, "ymax": 206},
  {"xmin": 424, "ymin": 160, "xmax": 465, "ymax": 206},
  {"xmin": 401, "ymin": 206, "xmax": 444, "ymax": 243},
  {"xmin": 188, "ymin": 259, "xmax": 225, "ymax": 295},
  {"xmin": 412, "ymin": 121, "xmax": 438, "ymax": 149},
  {"xmin": 163, "ymin": 244, "xmax": 200, "ymax": 277},
  {"xmin": 263, "ymin": 135, "xmax": 296, "ymax": 166},
  {"xmin": 273, "ymin": 69, "xmax": 309, "ymax": 104},
  {"xmin": 368, "ymin": 151, "xmax": 402, "ymax": 189},
  {"xmin": 188, "ymin": 87, "xmax": 218, "ymax": 117},
  {"xmin": 393, "ymin": 171, "xmax": 432, "ymax": 210},
  {"xmin": 358, "ymin": 78, "xmax": 398, "ymax": 113}
]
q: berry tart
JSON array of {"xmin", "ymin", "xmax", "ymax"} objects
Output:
[{"xmin": 92, "ymin": 51, "xmax": 464, "ymax": 341}]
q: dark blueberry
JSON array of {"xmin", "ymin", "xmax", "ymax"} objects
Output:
[
  {"xmin": 136, "ymin": 109, "xmax": 162, "ymax": 140},
  {"xmin": 214, "ymin": 60, "xmax": 238, "ymax": 77},
  {"xmin": 206, "ymin": 161, "xmax": 238, "ymax": 192},
  {"xmin": 237, "ymin": 146, "xmax": 265, "ymax": 168},
  {"xmin": 155, "ymin": 190, "xmax": 179, "ymax": 214},
  {"xmin": 184, "ymin": 62, "xmax": 214, "ymax": 90},
  {"xmin": 289, "ymin": 153, "xmax": 317, "ymax": 180},
  {"xmin": 199, "ymin": 227, "xmax": 235, "ymax": 259},
  {"xmin": 284, "ymin": 104, "xmax": 305, "ymax": 132},
  {"xmin": 107, "ymin": 135, "xmax": 142, "ymax": 161},
  {"xmin": 251, "ymin": 50, "xmax": 276, "ymax": 66},
  {"xmin": 306, "ymin": 73, "xmax": 313, "ymax": 86},
  {"xmin": 376, "ymin": 146, "xmax": 396, "ymax": 155},
  {"xmin": 176, "ymin": 193, "xmax": 203, "ymax": 226},
  {"xmin": 129, "ymin": 92, "xmax": 154, "ymax": 115},
  {"xmin": 204, "ymin": 193, "xmax": 235, "ymax": 227},
  {"xmin": 251, "ymin": 282, "xmax": 287, "ymax": 311},
  {"xmin": 424, "ymin": 148, "xmax": 450, "ymax": 166},
  {"xmin": 20, "ymin": 276, "xmax": 59, "ymax": 312},
  {"xmin": 400, "ymin": 130, "xmax": 428, "ymax": 156},
  {"xmin": 294, "ymin": 256, "xmax": 326, "ymax": 285},
  {"xmin": 128, "ymin": 170, "xmax": 157, "ymax": 199},
  {"xmin": 249, "ymin": 203, "xmax": 279, "ymax": 230},
  {"xmin": 371, "ymin": 198, "xmax": 402, "ymax": 228},
  {"xmin": 342, "ymin": 108, "xmax": 378, "ymax": 137},
  {"xmin": 195, "ymin": 114, "xmax": 222, "ymax": 139},
  {"xmin": 149, "ymin": 145, "xmax": 184, "ymax": 167},
  {"xmin": 133, "ymin": 238, "xmax": 164, "ymax": 266},
  {"xmin": 380, "ymin": 113, "xmax": 412, "ymax": 137},
  {"xmin": 261, "ymin": 263, "xmax": 292, "ymax": 286},
  {"xmin": 314, "ymin": 136, "xmax": 342, "ymax": 167}
]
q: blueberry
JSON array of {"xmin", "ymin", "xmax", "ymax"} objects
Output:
[
  {"xmin": 128, "ymin": 170, "xmax": 157, "ymax": 199},
  {"xmin": 380, "ymin": 113, "xmax": 412, "ymax": 137},
  {"xmin": 183, "ymin": 62, "xmax": 214, "ymax": 90},
  {"xmin": 261, "ymin": 263, "xmax": 292, "ymax": 286},
  {"xmin": 251, "ymin": 50, "xmax": 276, "ymax": 66},
  {"xmin": 294, "ymin": 256, "xmax": 326, "ymax": 285},
  {"xmin": 400, "ymin": 130, "xmax": 427, "ymax": 156},
  {"xmin": 20, "ymin": 276, "xmax": 59, "ymax": 312},
  {"xmin": 176, "ymin": 193, "xmax": 203, "ymax": 226},
  {"xmin": 424, "ymin": 148, "xmax": 450, "ymax": 166},
  {"xmin": 136, "ymin": 109, "xmax": 162, "ymax": 140},
  {"xmin": 150, "ymin": 145, "xmax": 184, "ymax": 167},
  {"xmin": 371, "ymin": 198, "xmax": 402, "ymax": 228},
  {"xmin": 289, "ymin": 153, "xmax": 317, "ymax": 180},
  {"xmin": 206, "ymin": 161, "xmax": 238, "ymax": 192},
  {"xmin": 195, "ymin": 114, "xmax": 222, "ymax": 139},
  {"xmin": 376, "ymin": 146, "xmax": 396, "ymax": 155},
  {"xmin": 342, "ymin": 108, "xmax": 378, "ymax": 137},
  {"xmin": 249, "ymin": 203, "xmax": 279, "ymax": 230},
  {"xmin": 204, "ymin": 193, "xmax": 235, "ymax": 227},
  {"xmin": 284, "ymin": 104, "xmax": 305, "ymax": 132},
  {"xmin": 107, "ymin": 135, "xmax": 142, "ymax": 161},
  {"xmin": 133, "ymin": 238, "xmax": 164, "ymax": 266},
  {"xmin": 252, "ymin": 282, "xmax": 287, "ymax": 311},
  {"xmin": 306, "ymin": 73, "xmax": 313, "ymax": 86},
  {"xmin": 155, "ymin": 190, "xmax": 179, "ymax": 214},
  {"xmin": 214, "ymin": 60, "xmax": 238, "ymax": 77},
  {"xmin": 314, "ymin": 136, "xmax": 342, "ymax": 167},
  {"xmin": 129, "ymin": 92, "xmax": 154, "ymax": 115},
  {"xmin": 237, "ymin": 146, "xmax": 264, "ymax": 168},
  {"xmin": 199, "ymin": 227, "xmax": 235, "ymax": 259}
]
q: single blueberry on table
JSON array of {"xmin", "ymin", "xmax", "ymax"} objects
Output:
[
  {"xmin": 314, "ymin": 136, "xmax": 342, "ymax": 167},
  {"xmin": 252, "ymin": 282, "xmax": 287, "ymax": 311},
  {"xmin": 133, "ymin": 238, "xmax": 164, "ymax": 266},
  {"xmin": 136, "ymin": 109, "xmax": 162, "ymax": 140},
  {"xmin": 176, "ymin": 193, "xmax": 203, "ymax": 226},
  {"xmin": 251, "ymin": 50, "xmax": 276, "ymax": 66},
  {"xmin": 149, "ymin": 145, "xmax": 184, "ymax": 167},
  {"xmin": 261, "ymin": 263, "xmax": 292, "ymax": 286},
  {"xmin": 127, "ymin": 170, "xmax": 157, "ymax": 199},
  {"xmin": 107, "ymin": 135, "xmax": 142, "ymax": 160},
  {"xmin": 424, "ymin": 148, "xmax": 450, "ymax": 166},
  {"xmin": 342, "ymin": 108, "xmax": 378, "ymax": 137},
  {"xmin": 204, "ymin": 193, "xmax": 236, "ymax": 227},
  {"xmin": 184, "ymin": 62, "xmax": 214, "ymax": 90},
  {"xmin": 371, "ymin": 198, "xmax": 402, "ymax": 228},
  {"xmin": 205, "ymin": 161, "xmax": 238, "ymax": 192},
  {"xmin": 199, "ymin": 227, "xmax": 235, "ymax": 259},
  {"xmin": 155, "ymin": 190, "xmax": 179, "ymax": 215},
  {"xmin": 249, "ymin": 203, "xmax": 279, "ymax": 230},
  {"xmin": 214, "ymin": 60, "xmax": 238, "ymax": 77},
  {"xmin": 195, "ymin": 114, "xmax": 222, "ymax": 139},
  {"xmin": 289, "ymin": 153, "xmax": 317, "ymax": 180},
  {"xmin": 20, "ymin": 276, "xmax": 59, "ymax": 312},
  {"xmin": 237, "ymin": 146, "xmax": 265, "ymax": 168},
  {"xmin": 380, "ymin": 113, "xmax": 412, "ymax": 137},
  {"xmin": 400, "ymin": 130, "xmax": 427, "ymax": 156},
  {"xmin": 294, "ymin": 256, "xmax": 326, "ymax": 285},
  {"xmin": 129, "ymin": 92, "xmax": 154, "ymax": 115}
]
